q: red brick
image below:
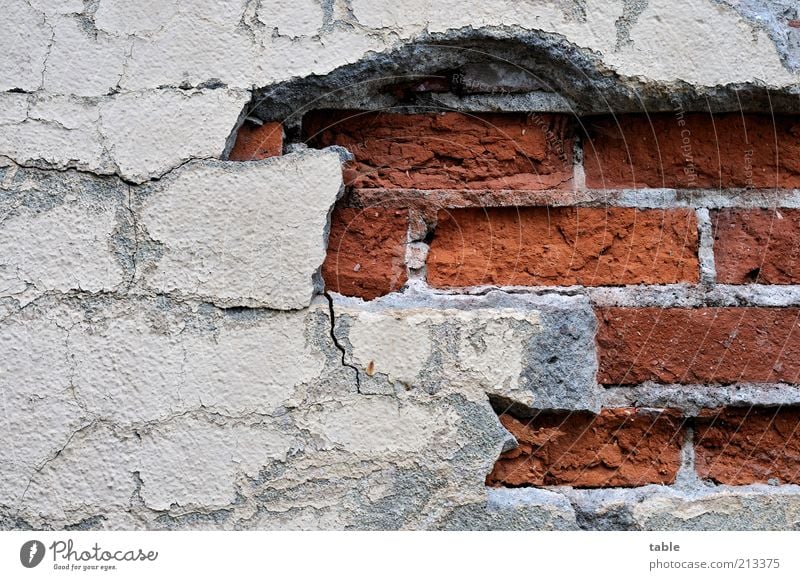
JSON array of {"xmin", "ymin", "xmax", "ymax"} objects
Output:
[
  {"xmin": 584, "ymin": 114, "xmax": 800, "ymax": 189},
  {"xmin": 486, "ymin": 409, "xmax": 684, "ymax": 488},
  {"xmin": 597, "ymin": 308, "xmax": 800, "ymax": 385},
  {"xmin": 695, "ymin": 407, "xmax": 800, "ymax": 485},
  {"xmin": 713, "ymin": 209, "xmax": 800, "ymax": 284},
  {"xmin": 426, "ymin": 207, "xmax": 698, "ymax": 287},
  {"xmin": 322, "ymin": 207, "xmax": 408, "ymax": 300},
  {"xmin": 304, "ymin": 110, "xmax": 574, "ymax": 190},
  {"xmin": 229, "ymin": 121, "xmax": 283, "ymax": 160}
]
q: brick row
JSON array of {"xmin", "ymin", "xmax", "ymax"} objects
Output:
[
  {"xmin": 596, "ymin": 307, "xmax": 800, "ymax": 385},
  {"xmin": 488, "ymin": 406, "xmax": 800, "ymax": 488},
  {"xmin": 304, "ymin": 110, "xmax": 574, "ymax": 190},
  {"xmin": 583, "ymin": 113, "xmax": 800, "ymax": 189},
  {"xmin": 427, "ymin": 207, "xmax": 699, "ymax": 287}
]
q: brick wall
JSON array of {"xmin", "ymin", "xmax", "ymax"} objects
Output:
[
  {"xmin": 299, "ymin": 109, "xmax": 800, "ymax": 490},
  {"xmin": 6, "ymin": 0, "xmax": 800, "ymax": 533}
]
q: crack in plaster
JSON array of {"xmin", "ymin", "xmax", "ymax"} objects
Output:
[{"xmin": 323, "ymin": 291, "xmax": 361, "ymax": 392}]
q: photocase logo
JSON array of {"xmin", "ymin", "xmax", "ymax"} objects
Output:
[{"xmin": 20, "ymin": 540, "xmax": 46, "ymax": 568}]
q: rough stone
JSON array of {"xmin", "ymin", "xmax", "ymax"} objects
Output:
[
  {"xmin": 0, "ymin": 96, "xmax": 111, "ymax": 175},
  {"xmin": 94, "ymin": 0, "xmax": 182, "ymax": 36},
  {"xmin": 257, "ymin": 0, "xmax": 324, "ymax": 38},
  {"xmin": 0, "ymin": 314, "xmax": 86, "ymax": 510},
  {"xmin": 71, "ymin": 303, "xmax": 326, "ymax": 425},
  {"xmin": 44, "ymin": 15, "xmax": 130, "ymax": 97},
  {"xmin": 138, "ymin": 416, "xmax": 295, "ymax": 511},
  {"xmin": 103, "ymin": 1, "xmax": 257, "ymax": 91}
]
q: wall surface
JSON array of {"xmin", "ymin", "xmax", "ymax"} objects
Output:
[{"xmin": 2, "ymin": 0, "xmax": 800, "ymax": 530}]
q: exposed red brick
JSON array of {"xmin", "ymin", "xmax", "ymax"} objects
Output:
[
  {"xmin": 304, "ymin": 110, "xmax": 574, "ymax": 190},
  {"xmin": 789, "ymin": 19, "xmax": 800, "ymax": 28},
  {"xmin": 229, "ymin": 121, "xmax": 283, "ymax": 160},
  {"xmin": 322, "ymin": 207, "xmax": 408, "ymax": 300},
  {"xmin": 713, "ymin": 209, "xmax": 800, "ymax": 284},
  {"xmin": 487, "ymin": 409, "xmax": 684, "ymax": 488},
  {"xmin": 695, "ymin": 407, "xmax": 800, "ymax": 485},
  {"xmin": 426, "ymin": 207, "xmax": 698, "ymax": 287},
  {"xmin": 597, "ymin": 308, "xmax": 800, "ymax": 385},
  {"xmin": 584, "ymin": 114, "xmax": 800, "ymax": 189}
]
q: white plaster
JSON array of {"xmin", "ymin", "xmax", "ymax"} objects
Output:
[
  {"xmin": 99, "ymin": 89, "xmax": 248, "ymax": 181},
  {"xmin": 258, "ymin": 0, "xmax": 325, "ymax": 38},
  {"xmin": 139, "ymin": 151, "xmax": 343, "ymax": 308},
  {"xmin": 0, "ymin": 197, "xmax": 125, "ymax": 297}
]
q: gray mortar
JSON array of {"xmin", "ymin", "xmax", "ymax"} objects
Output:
[
  {"xmin": 435, "ymin": 488, "xmax": 579, "ymax": 530},
  {"xmin": 615, "ymin": 0, "xmax": 650, "ymax": 49},
  {"xmin": 423, "ymin": 280, "xmax": 800, "ymax": 308},
  {"xmin": 348, "ymin": 187, "xmax": 800, "ymax": 209},
  {"xmin": 520, "ymin": 304, "xmax": 601, "ymax": 411},
  {"xmin": 695, "ymin": 208, "xmax": 717, "ymax": 285},
  {"xmin": 571, "ymin": 484, "xmax": 800, "ymax": 530},
  {"xmin": 481, "ymin": 483, "xmax": 800, "ymax": 530},
  {"xmin": 587, "ymin": 283, "xmax": 800, "ymax": 307},
  {"xmin": 425, "ymin": 91, "xmax": 573, "ymax": 113},
  {"xmin": 63, "ymin": 514, "xmax": 108, "ymax": 531},
  {"xmin": 605, "ymin": 383, "xmax": 800, "ymax": 414},
  {"xmin": 713, "ymin": 0, "xmax": 800, "ymax": 72},
  {"xmin": 673, "ymin": 427, "xmax": 703, "ymax": 488}
]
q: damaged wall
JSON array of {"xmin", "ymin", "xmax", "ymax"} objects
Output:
[{"xmin": 2, "ymin": 0, "xmax": 800, "ymax": 531}]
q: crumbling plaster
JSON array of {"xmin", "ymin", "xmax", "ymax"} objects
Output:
[
  {"xmin": 1, "ymin": 0, "xmax": 798, "ymax": 181},
  {"xmin": 3, "ymin": 0, "xmax": 800, "ymax": 531}
]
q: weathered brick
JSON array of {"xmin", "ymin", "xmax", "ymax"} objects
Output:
[
  {"xmin": 304, "ymin": 110, "xmax": 574, "ymax": 190},
  {"xmin": 695, "ymin": 407, "xmax": 800, "ymax": 485},
  {"xmin": 229, "ymin": 121, "xmax": 283, "ymax": 160},
  {"xmin": 427, "ymin": 207, "xmax": 698, "ymax": 287},
  {"xmin": 597, "ymin": 308, "xmax": 800, "ymax": 385},
  {"xmin": 487, "ymin": 409, "xmax": 684, "ymax": 488},
  {"xmin": 322, "ymin": 207, "xmax": 408, "ymax": 300},
  {"xmin": 713, "ymin": 208, "xmax": 800, "ymax": 284},
  {"xmin": 584, "ymin": 114, "xmax": 800, "ymax": 189}
]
